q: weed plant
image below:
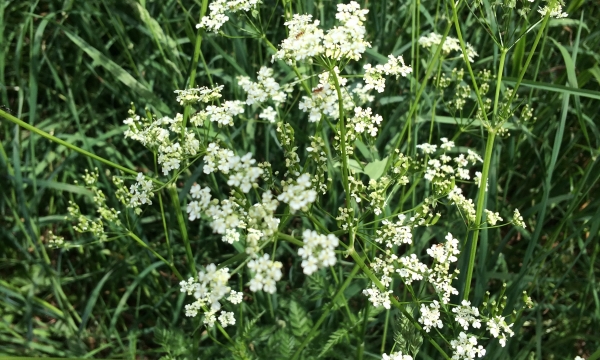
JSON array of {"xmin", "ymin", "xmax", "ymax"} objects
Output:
[{"xmin": 0, "ymin": 0, "xmax": 599, "ymax": 359}]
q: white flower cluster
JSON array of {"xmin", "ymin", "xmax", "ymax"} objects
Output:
[
  {"xmin": 419, "ymin": 300, "xmax": 443, "ymax": 332},
  {"xmin": 274, "ymin": 14, "xmax": 324, "ymax": 63},
  {"xmin": 180, "ymin": 264, "xmax": 241, "ymax": 328},
  {"xmin": 452, "ymin": 300, "xmax": 482, "ymax": 330},
  {"xmin": 238, "ymin": 67, "xmax": 287, "ymax": 106},
  {"xmin": 375, "ymin": 219, "xmax": 413, "ymax": 247},
  {"xmin": 485, "ymin": 209, "xmax": 503, "ymax": 226},
  {"xmin": 418, "ymin": 33, "xmax": 478, "ymax": 63},
  {"xmin": 123, "ymin": 111, "xmax": 200, "ymax": 176},
  {"xmin": 323, "ymin": 2, "xmax": 370, "ymax": 61},
  {"xmin": 247, "ymin": 253, "xmax": 283, "ymax": 293},
  {"xmin": 396, "ymin": 254, "xmax": 428, "ymax": 285},
  {"xmin": 538, "ymin": 1, "xmax": 568, "ymax": 18},
  {"xmin": 363, "ymin": 55, "xmax": 412, "ymax": 93},
  {"xmin": 416, "ymin": 142, "xmax": 437, "ymax": 154},
  {"xmin": 348, "ymin": 106, "xmax": 383, "ymax": 137},
  {"xmin": 128, "ymin": 172, "xmax": 155, "ymax": 210},
  {"xmin": 278, "ymin": 173, "xmax": 317, "ymax": 212},
  {"xmin": 196, "ymin": 100, "xmax": 245, "ymax": 127},
  {"xmin": 427, "ymin": 233, "xmax": 461, "ymax": 303},
  {"xmin": 187, "ymin": 185, "xmax": 279, "ymax": 254},
  {"xmin": 448, "ymin": 186, "xmax": 477, "ymax": 223},
  {"xmin": 174, "ymin": 85, "xmax": 224, "ymax": 105},
  {"xmin": 273, "ymin": 2, "xmax": 370, "ymax": 63},
  {"xmin": 197, "ymin": 0, "xmax": 261, "ymax": 32},
  {"xmin": 299, "ymin": 68, "xmax": 351, "ymax": 122},
  {"xmin": 363, "ymin": 285, "xmax": 392, "ymax": 310},
  {"xmin": 450, "ymin": 332, "xmax": 486, "ymax": 360},
  {"xmin": 203, "ymin": 143, "xmax": 264, "ymax": 192},
  {"xmin": 512, "ymin": 208, "xmax": 526, "ymax": 228},
  {"xmin": 487, "ymin": 315, "xmax": 515, "ymax": 347},
  {"xmin": 298, "ymin": 229, "xmax": 339, "ymax": 275},
  {"xmin": 371, "ymin": 253, "xmax": 398, "ymax": 287},
  {"xmin": 382, "ymin": 352, "xmax": 413, "ymax": 360}
]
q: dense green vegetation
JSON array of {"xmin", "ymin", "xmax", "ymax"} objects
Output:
[{"xmin": 1, "ymin": 0, "xmax": 599, "ymax": 359}]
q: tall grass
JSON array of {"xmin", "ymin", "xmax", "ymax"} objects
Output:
[{"xmin": 1, "ymin": 0, "xmax": 599, "ymax": 359}]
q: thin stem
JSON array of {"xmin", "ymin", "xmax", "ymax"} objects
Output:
[
  {"xmin": 492, "ymin": 48, "xmax": 509, "ymax": 126},
  {"xmin": 462, "ymin": 131, "xmax": 496, "ymax": 300},
  {"xmin": 330, "ymin": 68, "xmax": 355, "ymax": 252},
  {"xmin": 181, "ymin": 0, "xmax": 210, "ymax": 130},
  {"xmin": 277, "ymin": 232, "xmax": 304, "ymax": 247},
  {"xmin": 290, "ymin": 264, "xmax": 362, "ymax": 360},
  {"xmin": 0, "ymin": 110, "xmax": 162, "ymax": 184},
  {"xmin": 449, "ymin": 0, "xmax": 490, "ymax": 125},
  {"xmin": 348, "ymin": 251, "xmax": 450, "ymax": 359},
  {"xmin": 168, "ymin": 184, "xmax": 197, "ymax": 276},
  {"xmin": 127, "ymin": 231, "xmax": 183, "ymax": 280},
  {"xmin": 500, "ymin": 12, "xmax": 551, "ymax": 121}
]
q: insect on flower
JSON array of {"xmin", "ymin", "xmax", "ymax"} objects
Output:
[{"xmin": 312, "ymin": 86, "xmax": 324, "ymax": 94}]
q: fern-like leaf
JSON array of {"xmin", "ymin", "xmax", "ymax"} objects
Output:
[{"xmin": 317, "ymin": 327, "xmax": 350, "ymax": 358}]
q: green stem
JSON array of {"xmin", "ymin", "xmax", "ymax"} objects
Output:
[
  {"xmin": 168, "ymin": 184, "xmax": 197, "ymax": 276},
  {"xmin": 290, "ymin": 264, "xmax": 362, "ymax": 360},
  {"xmin": 492, "ymin": 48, "xmax": 509, "ymax": 127},
  {"xmin": 127, "ymin": 231, "xmax": 182, "ymax": 280},
  {"xmin": 0, "ymin": 110, "xmax": 161, "ymax": 184},
  {"xmin": 387, "ymin": 20, "xmax": 453, "ymax": 172},
  {"xmin": 181, "ymin": 0, "xmax": 210, "ymax": 130},
  {"xmin": 449, "ymin": 0, "xmax": 490, "ymax": 125},
  {"xmin": 348, "ymin": 251, "xmax": 450, "ymax": 359},
  {"xmin": 330, "ymin": 68, "xmax": 355, "ymax": 252},
  {"xmin": 500, "ymin": 12, "xmax": 551, "ymax": 120},
  {"xmin": 462, "ymin": 131, "xmax": 496, "ymax": 300},
  {"xmin": 277, "ymin": 232, "xmax": 304, "ymax": 247}
]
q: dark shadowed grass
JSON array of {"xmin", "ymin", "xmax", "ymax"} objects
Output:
[{"xmin": 1, "ymin": 0, "xmax": 599, "ymax": 359}]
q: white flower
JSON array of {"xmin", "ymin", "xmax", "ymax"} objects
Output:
[
  {"xmin": 218, "ymin": 311, "xmax": 236, "ymax": 327},
  {"xmin": 419, "ymin": 300, "xmax": 443, "ymax": 332},
  {"xmin": 419, "ymin": 33, "xmax": 478, "ymax": 63},
  {"xmin": 247, "ymin": 253, "xmax": 283, "ymax": 293},
  {"xmin": 538, "ymin": 2, "xmax": 568, "ymax": 18},
  {"xmin": 180, "ymin": 264, "xmax": 232, "ymax": 323},
  {"xmin": 416, "ymin": 143, "xmax": 437, "ymax": 154},
  {"xmin": 348, "ymin": 107, "xmax": 384, "ymax": 137},
  {"xmin": 174, "ymin": 85, "xmax": 224, "ymax": 105},
  {"xmin": 397, "ymin": 254, "xmax": 428, "ymax": 285},
  {"xmin": 450, "ymin": 332, "xmax": 486, "ymax": 359},
  {"xmin": 363, "ymin": 54, "xmax": 412, "ymax": 92},
  {"xmin": 452, "ymin": 300, "xmax": 481, "ymax": 330},
  {"xmin": 228, "ymin": 290, "xmax": 243, "ymax": 304},
  {"xmin": 485, "ymin": 210, "xmax": 503, "ymax": 226},
  {"xmin": 299, "ymin": 68, "xmax": 353, "ymax": 122},
  {"xmin": 363, "ymin": 285, "xmax": 392, "ymax": 309},
  {"xmin": 277, "ymin": 173, "xmax": 317, "ymax": 212},
  {"xmin": 298, "ymin": 230, "xmax": 339, "ymax": 275},
  {"xmin": 323, "ymin": 2, "xmax": 370, "ymax": 61},
  {"xmin": 487, "ymin": 315, "xmax": 515, "ymax": 347},
  {"xmin": 375, "ymin": 219, "xmax": 413, "ymax": 247},
  {"xmin": 238, "ymin": 67, "xmax": 287, "ymax": 106},
  {"xmin": 440, "ymin": 137, "xmax": 455, "ymax": 151},
  {"xmin": 202, "ymin": 143, "xmax": 264, "ymax": 193},
  {"xmin": 259, "ymin": 106, "xmax": 278, "ymax": 123},
  {"xmin": 273, "ymin": 14, "xmax": 324, "ymax": 63},
  {"xmin": 197, "ymin": 0, "xmax": 262, "ymax": 32},
  {"xmin": 512, "ymin": 208, "xmax": 526, "ymax": 228}
]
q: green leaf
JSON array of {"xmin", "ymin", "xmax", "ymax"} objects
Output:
[{"xmin": 364, "ymin": 156, "xmax": 388, "ymax": 180}]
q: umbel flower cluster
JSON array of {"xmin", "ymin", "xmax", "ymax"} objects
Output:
[{"xmin": 56, "ymin": 1, "xmax": 544, "ymax": 359}]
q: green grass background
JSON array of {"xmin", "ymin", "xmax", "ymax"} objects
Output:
[{"xmin": 1, "ymin": 0, "xmax": 599, "ymax": 358}]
